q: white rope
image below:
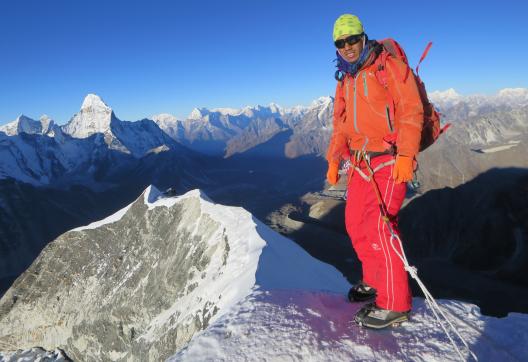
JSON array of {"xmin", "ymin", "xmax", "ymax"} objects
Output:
[
  {"xmin": 341, "ymin": 159, "xmax": 352, "ymax": 174},
  {"xmin": 385, "ymin": 222, "xmax": 478, "ymax": 362},
  {"xmin": 341, "ymin": 159, "xmax": 396, "ymax": 181}
]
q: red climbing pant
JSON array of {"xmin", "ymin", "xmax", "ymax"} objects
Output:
[{"xmin": 345, "ymin": 154, "xmax": 412, "ymax": 312}]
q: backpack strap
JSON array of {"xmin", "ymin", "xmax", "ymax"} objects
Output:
[
  {"xmin": 416, "ymin": 42, "xmax": 433, "ymax": 76},
  {"xmin": 374, "ymin": 39, "xmax": 428, "ymax": 133},
  {"xmin": 374, "ymin": 51, "xmax": 396, "ymax": 126},
  {"xmin": 379, "ymin": 39, "xmax": 410, "ymax": 82}
]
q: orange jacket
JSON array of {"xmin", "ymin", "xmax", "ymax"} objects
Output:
[{"xmin": 326, "ymin": 53, "xmax": 424, "ymax": 163}]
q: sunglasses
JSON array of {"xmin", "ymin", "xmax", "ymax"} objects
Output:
[{"xmin": 334, "ymin": 33, "xmax": 364, "ymax": 49}]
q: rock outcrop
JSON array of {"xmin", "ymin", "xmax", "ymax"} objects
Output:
[{"xmin": 0, "ymin": 187, "xmax": 262, "ymax": 361}]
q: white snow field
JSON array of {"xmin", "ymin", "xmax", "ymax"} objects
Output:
[{"xmin": 171, "ymin": 289, "xmax": 528, "ymax": 361}]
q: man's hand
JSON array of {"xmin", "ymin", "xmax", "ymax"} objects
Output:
[
  {"xmin": 326, "ymin": 161, "xmax": 340, "ymax": 185},
  {"xmin": 392, "ymin": 155, "xmax": 414, "ymax": 183}
]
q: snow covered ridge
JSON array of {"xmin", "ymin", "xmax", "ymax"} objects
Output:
[
  {"xmin": 0, "ymin": 186, "xmax": 348, "ymax": 361},
  {"xmin": 0, "ymin": 114, "xmax": 57, "ymax": 137},
  {"xmin": 430, "ymin": 87, "xmax": 528, "ymax": 110},
  {"xmin": 154, "ymin": 96, "xmax": 333, "ymax": 121}
]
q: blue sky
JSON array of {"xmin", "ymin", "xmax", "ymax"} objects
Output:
[{"xmin": 1, "ymin": 0, "xmax": 526, "ymax": 125}]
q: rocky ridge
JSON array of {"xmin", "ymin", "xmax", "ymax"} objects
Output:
[{"xmin": 0, "ymin": 185, "xmax": 346, "ymax": 360}]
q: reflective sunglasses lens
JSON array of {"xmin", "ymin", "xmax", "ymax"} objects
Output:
[
  {"xmin": 335, "ymin": 34, "xmax": 363, "ymax": 49},
  {"xmin": 346, "ymin": 35, "xmax": 362, "ymax": 46},
  {"xmin": 334, "ymin": 39, "xmax": 346, "ymax": 49}
]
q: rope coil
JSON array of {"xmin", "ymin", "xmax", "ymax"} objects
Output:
[{"xmin": 389, "ymin": 231, "xmax": 478, "ymax": 362}]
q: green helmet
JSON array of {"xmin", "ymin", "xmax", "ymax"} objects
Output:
[{"xmin": 333, "ymin": 14, "xmax": 364, "ymax": 41}]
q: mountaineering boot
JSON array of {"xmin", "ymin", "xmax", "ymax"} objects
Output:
[
  {"xmin": 348, "ymin": 281, "xmax": 377, "ymax": 302},
  {"xmin": 354, "ymin": 302, "xmax": 376, "ymax": 320},
  {"xmin": 354, "ymin": 303, "xmax": 410, "ymax": 329}
]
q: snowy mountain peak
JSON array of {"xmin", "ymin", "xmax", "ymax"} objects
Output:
[
  {"xmin": 62, "ymin": 94, "xmax": 115, "ymax": 138},
  {"xmin": 81, "ymin": 94, "xmax": 111, "ymax": 112},
  {"xmin": 210, "ymin": 107, "xmax": 242, "ymax": 116},
  {"xmin": 39, "ymin": 115, "xmax": 54, "ymax": 133},
  {"xmin": 310, "ymin": 96, "xmax": 333, "ymax": 108},
  {"xmin": 0, "ymin": 115, "xmax": 44, "ymax": 136},
  {"xmin": 189, "ymin": 107, "xmax": 208, "ymax": 120},
  {"xmin": 16, "ymin": 115, "xmax": 40, "ymax": 133},
  {"xmin": 429, "ymin": 88, "xmax": 462, "ymax": 104},
  {"xmin": 151, "ymin": 113, "xmax": 180, "ymax": 126},
  {"xmin": 268, "ymin": 102, "xmax": 283, "ymax": 114},
  {"xmin": 497, "ymin": 87, "xmax": 528, "ymax": 100},
  {"xmin": 240, "ymin": 104, "xmax": 283, "ymax": 118}
]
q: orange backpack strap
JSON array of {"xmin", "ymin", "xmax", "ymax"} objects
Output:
[
  {"xmin": 374, "ymin": 38, "xmax": 415, "ymax": 126},
  {"xmin": 375, "ymin": 38, "xmax": 426, "ymax": 133},
  {"xmin": 374, "ymin": 50, "xmax": 396, "ymax": 125}
]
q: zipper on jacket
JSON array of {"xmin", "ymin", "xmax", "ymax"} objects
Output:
[
  {"xmin": 385, "ymin": 105, "xmax": 394, "ymax": 132},
  {"xmin": 362, "ymin": 72, "xmax": 368, "ymax": 97},
  {"xmin": 353, "ymin": 75, "xmax": 359, "ymax": 133},
  {"xmin": 345, "ymin": 77, "xmax": 350, "ymax": 102}
]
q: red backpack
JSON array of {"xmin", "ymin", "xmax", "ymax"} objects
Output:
[{"xmin": 374, "ymin": 39, "xmax": 450, "ymax": 152}]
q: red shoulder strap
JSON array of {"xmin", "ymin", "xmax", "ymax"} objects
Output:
[{"xmin": 416, "ymin": 42, "xmax": 433, "ymax": 76}]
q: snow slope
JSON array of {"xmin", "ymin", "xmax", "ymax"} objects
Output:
[{"xmin": 171, "ymin": 291, "xmax": 528, "ymax": 361}]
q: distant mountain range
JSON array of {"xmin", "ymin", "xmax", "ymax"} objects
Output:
[
  {"xmin": 418, "ymin": 88, "xmax": 528, "ymax": 191},
  {"xmin": 0, "ymin": 95, "xmax": 197, "ymax": 189},
  {"xmin": 430, "ymin": 88, "xmax": 528, "ymax": 117},
  {"xmin": 2, "ymin": 88, "xmax": 526, "ymax": 190},
  {"xmin": 150, "ymin": 96, "xmax": 333, "ymax": 158},
  {"xmin": 0, "ymin": 94, "xmax": 334, "ymax": 187}
]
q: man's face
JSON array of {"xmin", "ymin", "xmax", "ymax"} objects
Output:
[{"xmin": 336, "ymin": 34, "xmax": 364, "ymax": 63}]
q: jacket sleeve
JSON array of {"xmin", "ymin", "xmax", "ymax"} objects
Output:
[
  {"xmin": 326, "ymin": 81, "xmax": 348, "ymax": 163},
  {"xmin": 386, "ymin": 57, "xmax": 424, "ymax": 158}
]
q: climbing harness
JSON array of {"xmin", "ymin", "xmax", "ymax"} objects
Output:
[{"xmin": 340, "ymin": 150, "xmax": 394, "ymax": 199}]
